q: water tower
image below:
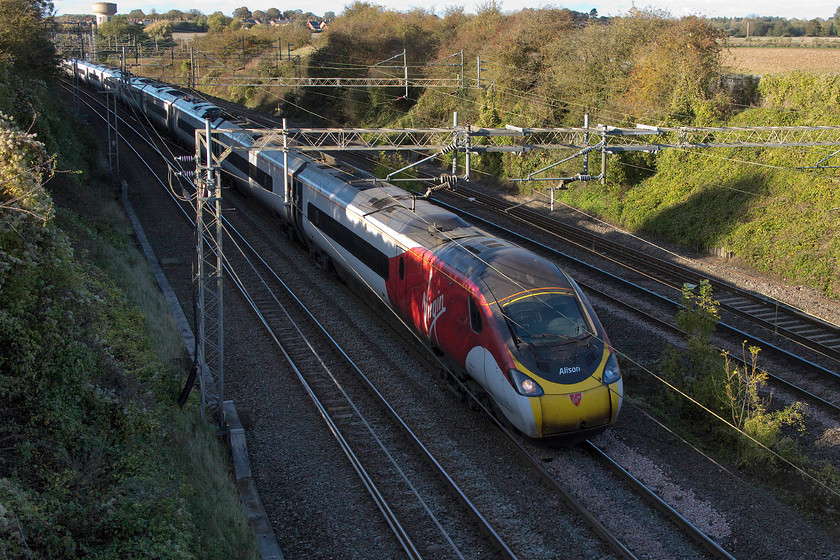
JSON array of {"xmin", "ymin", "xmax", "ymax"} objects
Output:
[{"xmin": 92, "ymin": 2, "xmax": 117, "ymax": 25}]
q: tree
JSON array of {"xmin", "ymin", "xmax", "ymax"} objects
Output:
[
  {"xmin": 207, "ymin": 11, "xmax": 232, "ymax": 30},
  {"xmin": 252, "ymin": 9, "xmax": 265, "ymax": 21},
  {"xmin": 0, "ymin": 0, "xmax": 59, "ymax": 79},
  {"xmin": 771, "ymin": 19, "xmax": 791, "ymax": 36},
  {"xmin": 232, "ymin": 6, "xmax": 252, "ymax": 20},
  {"xmin": 620, "ymin": 13, "xmax": 725, "ymax": 123},
  {"xmin": 324, "ymin": 11, "xmax": 336, "ymax": 20},
  {"xmin": 97, "ymin": 15, "xmax": 141, "ymax": 39},
  {"xmin": 806, "ymin": 18, "xmax": 823, "ymax": 36},
  {"xmin": 476, "ymin": 0, "xmax": 502, "ymax": 16},
  {"xmin": 163, "ymin": 9, "xmax": 184, "ymax": 20},
  {"xmin": 0, "ymin": 113, "xmax": 53, "ymax": 223},
  {"xmin": 266, "ymin": 8, "xmax": 280, "ymax": 19},
  {"xmin": 145, "ymin": 19, "xmax": 173, "ymax": 47},
  {"xmin": 128, "ymin": 8, "xmax": 145, "ymax": 19},
  {"xmin": 749, "ymin": 19, "xmax": 769, "ymax": 36}
]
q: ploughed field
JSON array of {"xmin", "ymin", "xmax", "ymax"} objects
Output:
[{"xmin": 723, "ymin": 42, "xmax": 840, "ymax": 75}]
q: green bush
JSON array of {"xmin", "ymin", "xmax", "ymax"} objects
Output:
[
  {"xmin": 658, "ymin": 281, "xmax": 805, "ymax": 468},
  {"xmin": 0, "ymin": 87, "xmax": 256, "ymax": 559}
]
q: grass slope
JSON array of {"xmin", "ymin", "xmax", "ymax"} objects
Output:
[
  {"xmin": 556, "ymin": 73, "xmax": 840, "ymax": 299},
  {"xmin": 0, "ymin": 92, "xmax": 258, "ymax": 559}
]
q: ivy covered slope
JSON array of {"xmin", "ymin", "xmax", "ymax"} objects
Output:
[
  {"xmin": 0, "ymin": 4, "xmax": 257, "ymax": 554},
  {"xmin": 559, "ymin": 72, "xmax": 840, "ymax": 299}
]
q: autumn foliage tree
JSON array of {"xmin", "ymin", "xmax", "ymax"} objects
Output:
[
  {"xmin": 620, "ymin": 11, "xmax": 725, "ymax": 123},
  {"xmin": 0, "ymin": 0, "xmax": 58, "ymax": 79},
  {"xmin": 304, "ymin": 2, "xmax": 442, "ymax": 124}
]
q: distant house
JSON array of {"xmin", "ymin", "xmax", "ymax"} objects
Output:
[{"xmin": 307, "ymin": 20, "xmax": 327, "ymax": 32}]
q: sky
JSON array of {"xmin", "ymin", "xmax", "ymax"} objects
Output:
[{"xmin": 52, "ymin": 0, "xmax": 840, "ymax": 20}]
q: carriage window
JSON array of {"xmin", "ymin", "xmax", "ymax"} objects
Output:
[
  {"xmin": 399, "ymin": 257, "xmax": 405, "ymax": 280},
  {"xmin": 469, "ymin": 296, "xmax": 482, "ymax": 333}
]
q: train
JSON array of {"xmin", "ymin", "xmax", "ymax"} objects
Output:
[{"xmin": 64, "ymin": 57, "xmax": 623, "ymax": 439}]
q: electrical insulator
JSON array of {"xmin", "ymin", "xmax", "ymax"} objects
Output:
[{"xmin": 175, "ymin": 155, "xmax": 195, "ymax": 163}]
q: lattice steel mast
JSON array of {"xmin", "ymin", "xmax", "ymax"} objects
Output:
[{"xmin": 195, "ymin": 119, "xmax": 224, "ymax": 426}]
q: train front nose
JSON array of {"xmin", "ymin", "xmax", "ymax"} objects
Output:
[{"xmin": 537, "ymin": 379, "xmax": 623, "ymax": 437}]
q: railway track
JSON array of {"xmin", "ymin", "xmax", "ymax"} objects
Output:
[
  {"xmin": 223, "ymin": 186, "xmax": 738, "ymax": 560},
  {"xmin": 222, "ymin": 205, "xmax": 520, "ymax": 559}
]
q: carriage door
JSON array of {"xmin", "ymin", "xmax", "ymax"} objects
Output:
[{"xmin": 285, "ymin": 159, "xmax": 308, "ymax": 239}]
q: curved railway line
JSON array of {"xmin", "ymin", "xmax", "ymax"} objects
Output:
[{"xmin": 59, "ymin": 75, "xmax": 839, "ymax": 559}]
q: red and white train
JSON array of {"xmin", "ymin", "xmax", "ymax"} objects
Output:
[{"xmin": 66, "ymin": 58, "xmax": 623, "ymax": 438}]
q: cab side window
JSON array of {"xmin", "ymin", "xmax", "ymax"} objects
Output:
[{"xmin": 469, "ymin": 296, "xmax": 482, "ymax": 333}]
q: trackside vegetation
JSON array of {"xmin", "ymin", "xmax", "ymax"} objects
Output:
[
  {"xmin": 0, "ymin": 90, "xmax": 258, "ymax": 560},
  {"xmin": 658, "ymin": 282, "xmax": 806, "ymax": 469},
  {"xmin": 647, "ymin": 282, "xmax": 840, "ymax": 519},
  {"xmin": 0, "ymin": 1, "xmax": 257, "ymax": 557},
  {"xmin": 557, "ymin": 72, "xmax": 840, "ymax": 299}
]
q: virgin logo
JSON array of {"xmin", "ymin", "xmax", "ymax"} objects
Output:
[
  {"xmin": 569, "ymin": 393, "xmax": 582, "ymax": 407},
  {"xmin": 422, "ymin": 269, "xmax": 445, "ymax": 342}
]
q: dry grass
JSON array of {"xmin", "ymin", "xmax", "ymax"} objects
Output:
[{"xmin": 722, "ymin": 47, "xmax": 840, "ymax": 75}]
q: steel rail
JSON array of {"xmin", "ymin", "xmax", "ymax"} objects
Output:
[
  {"xmin": 221, "ymin": 210, "xmax": 518, "ymax": 559},
  {"xmin": 582, "ymin": 441, "xmax": 737, "ymax": 560}
]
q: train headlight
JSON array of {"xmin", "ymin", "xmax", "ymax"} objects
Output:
[
  {"xmin": 508, "ymin": 369, "xmax": 544, "ymax": 397},
  {"xmin": 602, "ymin": 354, "xmax": 621, "ymax": 385}
]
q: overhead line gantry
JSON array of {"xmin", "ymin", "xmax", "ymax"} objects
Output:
[{"xmin": 246, "ymin": 119, "xmax": 840, "ymax": 185}]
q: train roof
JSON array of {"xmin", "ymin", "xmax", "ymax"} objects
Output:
[
  {"xmin": 171, "ymin": 96, "xmax": 227, "ymax": 121},
  {"xmin": 429, "ymin": 231, "xmax": 573, "ymax": 302},
  {"xmin": 330, "ymin": 184, "xmax": 481, "ymax": 248}
]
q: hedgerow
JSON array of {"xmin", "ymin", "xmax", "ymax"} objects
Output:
[{"xmin": 0, "ymin": 92, "xmax": 255, "ymax": 559}]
